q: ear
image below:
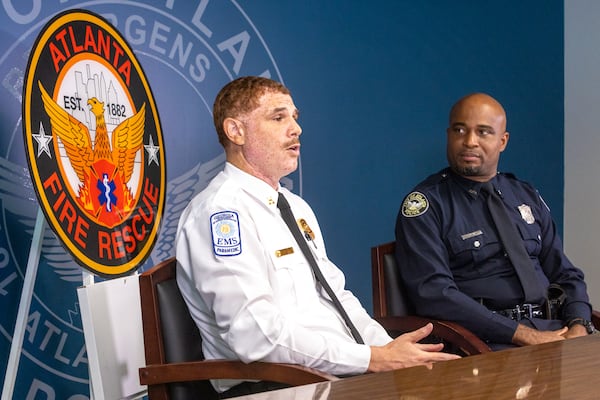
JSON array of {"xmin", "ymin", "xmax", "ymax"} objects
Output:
[
  {"xmin": 499, "ymin": 131, "xmax": 509, "ymax": 152},
  {"xmin": 223, "ymin": 117, "xmax": 245, "ymax": 145}
]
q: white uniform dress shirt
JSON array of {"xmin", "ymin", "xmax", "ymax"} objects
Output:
[{"xmin": 176, "ymin": 163, "xmax": 392, "ymax": 392}]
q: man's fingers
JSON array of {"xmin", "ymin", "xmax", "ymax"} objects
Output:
[
  {"xmin": 401, "ymin": 322, "xmax": 434, "ymax": 342},
  {"xmin": 431, "ymin": 352, "xmax": 461, "ymax": 361},
  {"xmin": 556, "ymin": 326, "xmax": 568, "ymax": 335},
  {"xmin": 417, "ymin": 342, "xmax": 444, "ymax": 352}
]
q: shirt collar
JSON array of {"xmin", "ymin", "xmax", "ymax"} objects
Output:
[
  {"xmin": 223, "ymin": 162, "xmax": 280, "ymax": 208},
  {"xmin": 446, "ymin": 168, "xmax": 500, "ymax": 198}
]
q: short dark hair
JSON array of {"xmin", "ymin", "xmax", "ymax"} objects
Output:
[{"xmin": 213, "ymin": 76, "xmax": 290, "ymax": 147}]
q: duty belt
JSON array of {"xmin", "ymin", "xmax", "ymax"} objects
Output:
[{"xmin": 494, "ymin": 303, "xmax": 545, "ymax": 321}]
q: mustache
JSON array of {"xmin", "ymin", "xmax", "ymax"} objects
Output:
[{"xmin": 284, "ymin": 139, "xmax": 301, "ymax": 148}]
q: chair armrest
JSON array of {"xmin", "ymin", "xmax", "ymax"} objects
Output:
[
  {"xmin": 592, "ymin": 309, "xmax": 600, "ymax": 330},
  {"xmin": 376, "ymin": 315, "xmax": 491, "ymax": 356},
  {"xmin": 139, "ymin": 360, "xmax": 338, "ymax": 387}
]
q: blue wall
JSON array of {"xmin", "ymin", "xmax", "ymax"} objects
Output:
[
  {"xmin": 0, "ymin": 1, "xmax": 563, "ymax": 397},
  {"xmin": 246, "ymin": 0, "xmax": 565, "ymax": 308}
]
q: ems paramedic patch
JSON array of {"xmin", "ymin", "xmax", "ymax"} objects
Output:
[
  {"xmin": 401, "ymin": 191, "xmax": 429, "ymax": 217},
  {"xmin": 22, "ymin": 9, "xmax": 166, "ymax": 277},
  {"xmin": 211, "ymin": 211, "xmax": 242, "ymax": 256}
]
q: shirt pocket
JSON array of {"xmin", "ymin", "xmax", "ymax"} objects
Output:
[
  {"xmin": 447, "ymin": 229, "xmax": 501, "ymax": 278},
  {"xmin": 268, "ymin": 243, "xmax": 316, "ymax": 308},
  {"xmin": 516, "ymin": 222, "xmax": 542, "ymax": 257}
]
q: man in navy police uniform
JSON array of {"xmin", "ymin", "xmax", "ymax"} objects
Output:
[{"xmin": 395, "ymin": 93, "xmax": 594, "ymax": 349}]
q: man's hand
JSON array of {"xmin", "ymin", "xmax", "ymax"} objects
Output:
[
  {"xmin": 511, "ymin": 323, "xmax": 567, "ymax": 346},
  {"xmin": 367, "ymin": 323, "xmax": 461, "ymax": 372},
  {"xmin": 563, "ymin": 323, "xmax": 589, "ymax": 339}
]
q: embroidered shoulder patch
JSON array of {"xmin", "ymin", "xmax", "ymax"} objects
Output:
[
  {"xmin": 211, "ymin": 211, "xmax": 242, "ymax": 256},
  {"xmin": 401, "ymin": 192, "xmax": 429, "ymax": 217}
]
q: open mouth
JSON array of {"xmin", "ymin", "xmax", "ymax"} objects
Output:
[{"xmin": 285, "ymin": 141, "xmax": 301, "ymax": 152}]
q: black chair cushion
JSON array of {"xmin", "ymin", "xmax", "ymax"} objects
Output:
[
  {"xmin": 157, "ymin": 279, "xmax": 217, "ymax": 400},
  {"xmin": 383, "ymin": 253, "xmax": 415, "ymax": 316}
]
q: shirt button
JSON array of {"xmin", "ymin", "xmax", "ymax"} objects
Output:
[{"xmin": 473, "ymin": 240, "xmax": 481, "ymax": 248}]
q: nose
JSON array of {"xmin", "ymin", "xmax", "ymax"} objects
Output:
[
  {"xmin": 291, "ymin": 118, "xmax": 302, "ymax": 137},
  {"xmin": 463, "ymin": 130, "xmax": 478, "ymax": 147}
]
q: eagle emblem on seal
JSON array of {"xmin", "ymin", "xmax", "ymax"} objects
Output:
[{"xmin": 39, "ymin": 81, "xmax": 146, "ymax": 228}]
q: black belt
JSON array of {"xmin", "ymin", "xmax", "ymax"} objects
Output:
[{"xmin": 493, "ymin": 303, "xmax": 545, "ymax": 321}]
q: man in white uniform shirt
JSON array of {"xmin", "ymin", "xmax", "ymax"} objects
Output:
[{"xmin": 176, "ymin": 76, "xmax": 459, "ymax": 397}]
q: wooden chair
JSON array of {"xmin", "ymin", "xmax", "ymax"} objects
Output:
[
  {"xmin": 593, "ymin": 311, "xmax": 600, "ymax": 329},
  {"xmin": 138, "ymin": 257, "xmax": 337, "ymax": 400},
  {"xmin": 371, "ymin": 241, "xmax": 492, "ymax": 355}
]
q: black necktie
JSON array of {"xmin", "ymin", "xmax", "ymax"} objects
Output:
[
  {"xmin": 276, "ymin": 192, "xmax": 364, "ymax": 344},
  {"xmin": 481, "ymin": 181, "xmax": 546, "ymax": 303}
]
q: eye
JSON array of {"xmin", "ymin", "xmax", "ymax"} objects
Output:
[
  {"xmin": 479, "ymin": 128, "xmax": 493, "ymax": 136},
  {"xmin": 453, "ymin": 126, "xmax": 466, "ymax": 135}
]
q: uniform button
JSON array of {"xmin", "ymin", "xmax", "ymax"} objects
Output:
[{"xmin": 473, "ymin": 240, "xmax": 480, "ymax": 248}]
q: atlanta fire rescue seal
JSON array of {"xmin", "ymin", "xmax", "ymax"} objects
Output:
[{"xmin": 22, "ymin": 9, "xmax": 166, "ymax": 277}]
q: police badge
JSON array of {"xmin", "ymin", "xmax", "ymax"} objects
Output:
[{"xmin": 518, "ymin": 204, "xmax": 535, "ymax": 224}]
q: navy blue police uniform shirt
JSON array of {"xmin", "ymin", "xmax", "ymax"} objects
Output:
[{"xmin": 395, "ymin": 168, "xmax": 592, "ymax": 344}]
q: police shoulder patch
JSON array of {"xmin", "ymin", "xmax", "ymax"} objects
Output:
[
  {"xmin": 401, "ymin": 191, "xmax": 429, "ymax": 217},
  {"xmin": 211, "ymin": 211, "xmax": 242, "ymax": 256}
]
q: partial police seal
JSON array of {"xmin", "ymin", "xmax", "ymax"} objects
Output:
[
  {"xmin": 22, "ymin": 9, "xmax": 166, "ymax": 277},
  {"xmin": 401, "ymin": 191, "xmax": 429, "ymax": 217}
]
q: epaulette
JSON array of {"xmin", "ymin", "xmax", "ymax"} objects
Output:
[
  {"xmin": 419, "ymin": 168, "xmax": 450, "ymax": 187},
  {"xmin": 498, "ymin": 171, "xmax": 518, "ymax": 180},
  {"xmin": 497, "ymin": 171, "xmax": 538, "ymax": 195}
]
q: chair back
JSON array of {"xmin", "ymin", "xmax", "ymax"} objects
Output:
[
  {"xmin": 371, "ymin": 241, "xmax": 493, "ymax": 355},
  {"xmin": 139, "ymin": 257, "xmax": 218, "ymax": 400},
  {"xmin": 371, "ymin": 241, "xmax": 415, "ymax": 318}
]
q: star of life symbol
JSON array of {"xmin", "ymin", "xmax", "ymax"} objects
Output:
[{"xmin": 98, "ymin": 173, "xmax": 117, "ymax": 212}]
